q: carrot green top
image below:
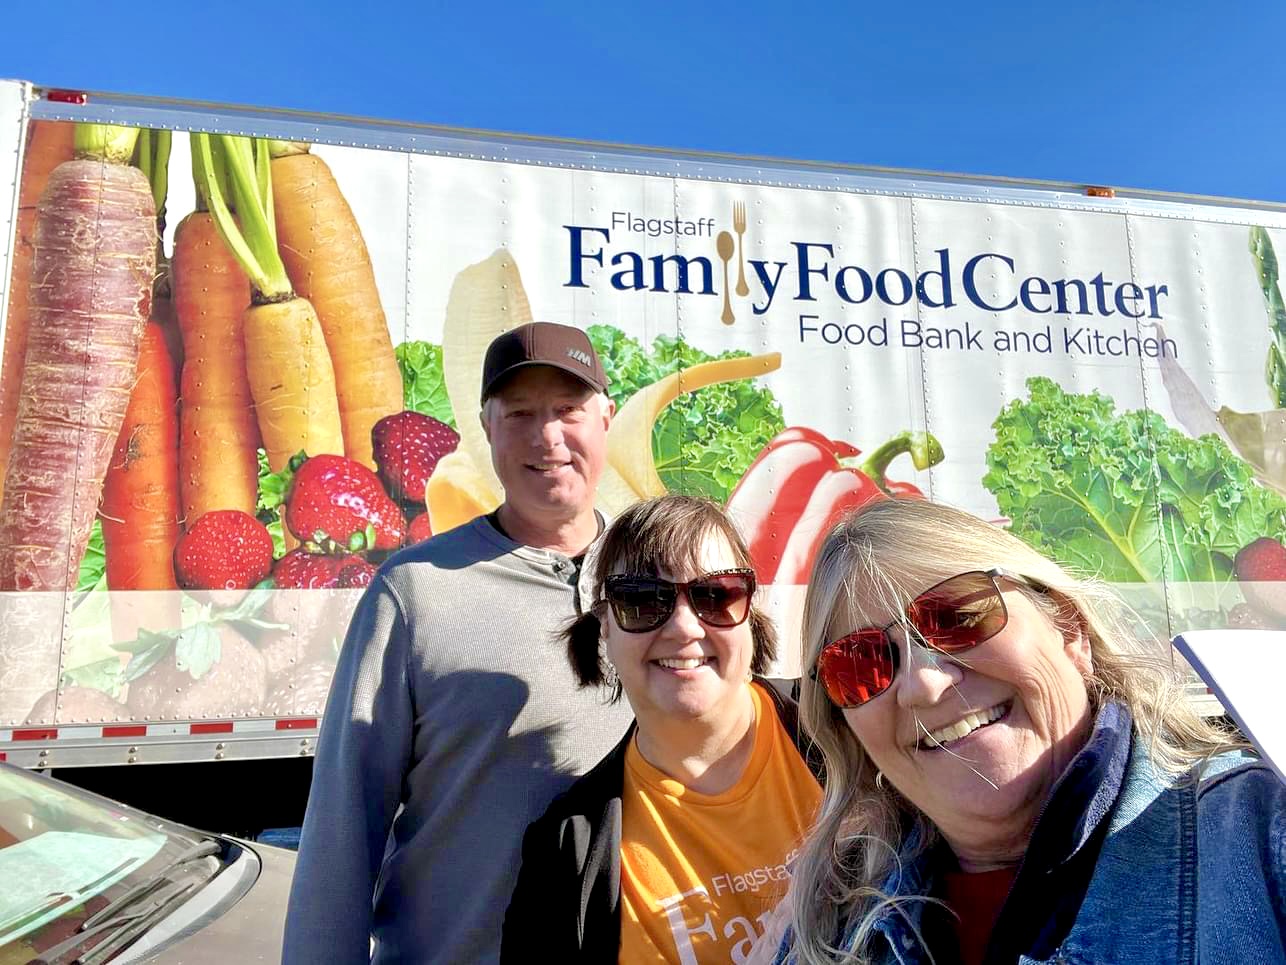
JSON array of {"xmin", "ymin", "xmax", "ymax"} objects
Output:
[
  {"xmin": 133, "ymin": 129, "xmax": 172, "ymax": 228},
  {"xmin": 74, "ymin": 124, "xmax": 141, "ymax": 165},
  {"xmin": 267, "ymin": 139, "xmax": 311, "ymax": 159},
  {"xmin": 191, "ymin": 133, "xmax": 291, "ymax": 301}
]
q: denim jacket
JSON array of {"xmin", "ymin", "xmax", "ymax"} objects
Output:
[{"xmin": 781, "ymin": 702, "xmax": 1286, "ymax": 965}]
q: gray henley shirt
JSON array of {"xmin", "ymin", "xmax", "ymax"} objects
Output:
[{"xmin": 283, "ymin": 516, "xmax": 632, "ymax": 964}]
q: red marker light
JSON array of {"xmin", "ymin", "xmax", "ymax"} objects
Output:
[
  {"xmin": 102, "ymin": 725, "xmax": 147, "ymax": 738},
  {"xmin": 45, "ymin": 89, "xmax": 89, "ymax": 105},
  {"xmin": 1085, "ymin": 185, "xmax": 1116, "ymax": 198},
  {"xmin": 190, "ymin": 721, "xmax": 235, "ymax": 735}
]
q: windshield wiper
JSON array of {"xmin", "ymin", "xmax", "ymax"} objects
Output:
[
  {"xmin": 82, "ymin": 839, "xmax": 221, "ymax": 932},
  {"xmin": 26, "ymin": 838, "xmax": 222, "ymax": 965},
  {"xmin": 26, "ymin": 877, "xmax": 199, "ymax": 965}
]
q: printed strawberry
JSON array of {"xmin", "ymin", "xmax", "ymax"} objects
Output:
[
  {"xmin": 264, "ymin": 659, "xmax": 336, "ymax": 717},
  {"xmin": 126, "ymin": 624, "xmax": 267, "ymax": 719},
  {"xmin": 1227, "ymin": 602, "xmax": 1271, "ymax": 630},
  {"xmin": 272, "ymin": 549, "xmax": 374, "ymax": 589},
  {"xmin": 285, "ymin": 454, "xmax": 406, "ymax": 552},
  {"xmin": 174, "ymin": 510, "xmax": 274, "ymax": 591},
  {"xmin": 336, "ymin": 557, "xmax": 377, "ymax": 588},
  {"xmin": 371, "ymin": 411, "xmax": 460, "ymax": 503},
  {"xmin": 1234, "ymin": 536, "xmax": 1286, "ymax": 623},
  {"xmin": 407, "ymin": 513, "xmax": 432, "ymax": 544},
  {"xmin": 1235, "ymin": 537, "xmax": 1286, "ymax": 582}
]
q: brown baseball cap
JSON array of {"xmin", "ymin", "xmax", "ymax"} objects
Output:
[{"xmin": 480, "ymin": 322, "xmax": 609, "ymax": 402}]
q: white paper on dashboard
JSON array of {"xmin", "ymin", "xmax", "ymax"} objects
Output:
[{"xmin": 1172, "ymin": 630, "xmax": 1286, "ymax": 785}]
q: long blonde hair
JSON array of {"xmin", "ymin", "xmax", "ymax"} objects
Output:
[{"xmin": 784, "ymin": 498, "xmax": 1241, "ymax": 965}]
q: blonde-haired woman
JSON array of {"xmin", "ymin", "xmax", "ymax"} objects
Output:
[{"xmin": 768, "ymin": 498, "xmax": 1285, "ymax": 965}]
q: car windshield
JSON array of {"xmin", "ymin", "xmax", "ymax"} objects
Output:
[{"xmin": 0, "ymin": 766, "xmax": 222, "ymax": 962}]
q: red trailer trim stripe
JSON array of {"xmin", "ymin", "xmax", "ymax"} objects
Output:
[
  {"xmin": 13, "ymin": 728, "xmax": 57, "ymax": 741},
  {"xmin": 189, "ymin": 722, "xmax": 235, "ymax": 735},
  {"xmin": 0, "ymin": 718, "xmax": 324, "ymax": 744},
  {"xmin": 102, "ymin": 725, "xmax": 148, "ymax": 738}
]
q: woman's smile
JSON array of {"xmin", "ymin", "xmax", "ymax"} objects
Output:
[{"xmin": 917, "ymin": 700, "xmax": 1012, "ymax": 751}]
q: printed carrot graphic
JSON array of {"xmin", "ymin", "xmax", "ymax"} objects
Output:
[
  {"xmin": 190, "ymin": 134, "xmax": 344, "ymax": 479},
  {"xmin": 0, "ymin": 120, "xmax": 76, "ymax": 507},
  {"xmin": 270, "ymin": 142, "xmax": 401, "ymax": 469},
  {"xmin": 102, "ymin": 130, "xmax": 182, "ymax": 592},
  {"xmin": 173, "ymin": 138, "xmax": 258, "ymax": 522},
  {"xmin": 0, "ymin": 124, "xmax": 155, "ymax": 591},
  {"xmin": 101, "ymin": 322, "xmax": 181, "ymax": 590}
]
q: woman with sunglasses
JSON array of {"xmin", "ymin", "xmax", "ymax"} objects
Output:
[
  {"xmin": 501, "ymin": 494, "xmax": 824, "ymax": 963},
  {"xmin": 764, "ymin": 498, "xmax": 1285, "ymax": 965}
]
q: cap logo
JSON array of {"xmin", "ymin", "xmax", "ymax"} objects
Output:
[{"xmin": 566, "ymin": 347, "xmax": 592, "ymax": 367}]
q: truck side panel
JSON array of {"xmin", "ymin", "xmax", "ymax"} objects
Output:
[{"xmin": 7, "ymin": 84, "xmax": 1286, "ymax": 767}]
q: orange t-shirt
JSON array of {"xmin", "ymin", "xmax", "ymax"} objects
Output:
[{"xmin": 618, "ymin": 683, "xmax": 823, "ymax": 965}]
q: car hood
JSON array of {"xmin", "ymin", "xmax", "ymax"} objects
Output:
[{"xmin": 122, "ymin": 839, "xmax": 295, "ymax": 964}]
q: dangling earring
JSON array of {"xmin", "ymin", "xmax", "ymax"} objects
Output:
[{"xmin": 874, "ymin": 770, "xmax": 885, "ymax": 791}]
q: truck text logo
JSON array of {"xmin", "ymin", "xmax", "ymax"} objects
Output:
[{"xmin": 561, "ymin": 215, "xmax": 1172, "ymax": 324}]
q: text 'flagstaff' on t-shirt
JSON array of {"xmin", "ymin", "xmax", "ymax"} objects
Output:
[{"xmin": 618, "ymin": 682, "xmax": 823, "ymax": 965}]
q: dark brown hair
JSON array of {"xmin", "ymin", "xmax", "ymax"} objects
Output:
[{"xmin": 565, "ymin": 494, "xmax": 777, "ymax": 702}]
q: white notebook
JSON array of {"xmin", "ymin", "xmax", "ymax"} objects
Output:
[{"xmin": 1172, "ymin": 630, "xmax": 1286, "ymax": 785}]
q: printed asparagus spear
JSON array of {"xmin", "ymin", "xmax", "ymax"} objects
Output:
[{"xmin": 1249, "ymin": 226, "xmax": 1286, "ymax": 406}]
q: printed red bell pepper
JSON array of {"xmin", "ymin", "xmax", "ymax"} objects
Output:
[{"xmin": 725, "ymin": 427, "xmax": 944, "ymax": 585}]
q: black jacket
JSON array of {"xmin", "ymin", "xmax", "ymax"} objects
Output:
[{"xmin": 499, "ymin": 678, "xmax": 823, "ymax": 963}]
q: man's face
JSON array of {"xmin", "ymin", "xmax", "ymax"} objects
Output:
[{"xmin": 482, "ymin": 366, "xmax": 614, "ymax": 524}]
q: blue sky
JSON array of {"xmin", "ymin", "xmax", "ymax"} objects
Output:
[{"xmin": 3, "ymin": 1, "xmax": 1284, "ymax": 202}]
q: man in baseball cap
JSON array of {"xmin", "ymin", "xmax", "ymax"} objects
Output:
[
  {"xmin": 287, "ymin": 321, "xmax": 628, "ymax": 964},
  {"xmin": 479, "ymin": 321, "xmax": 614, "ymax": 551},
  {"xmin": 481, "ymin": 320, "xmax": 610, "ymax": 402}
]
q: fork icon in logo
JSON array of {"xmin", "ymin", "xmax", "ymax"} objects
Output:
[
  {"xmin": 733, "ymin": 201, "xmax": 750, "ymax": 297},
  {"xmin": 715, "ymin": 201, "xmax": 752, "ymax": 326}
]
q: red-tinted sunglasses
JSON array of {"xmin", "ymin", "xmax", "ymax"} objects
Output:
[
  {"xmin": 603, "ymin": 568, "xmax": 756, "ymax": 633},
  {"xmin": 812, "ymin": 569, "xmax": 1041, "ymax": 709}
]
